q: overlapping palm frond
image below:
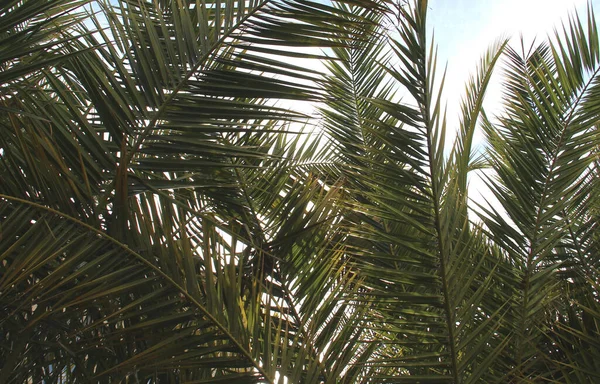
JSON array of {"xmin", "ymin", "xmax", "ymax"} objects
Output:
[
  {"xmin": 0, "ymin": 195, "xmax": 268, "ymax": 382},
  {"xmin": 479, "ymin": 5, "xmax": 600, "ymax": 381},
  {"xmin": 0, "ymin": 0, "xmax": 90, "ymax": 90},
  {"xmin": 2, "ymin": 0, "xmax": 600, "ymax": 382},
  {"xmin": 0, "ymin": 0, "xmax": 391, "ymax": 382},
  {"xmin": 318, "ymin": 1, "xmax": 510, "ymax": 382}
]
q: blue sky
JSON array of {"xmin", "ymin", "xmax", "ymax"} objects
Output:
[
  {"xmin": 429, "ymin": 0, "xmax": 598, "ymax": 126},
  {"xmin": 426, "ymin": 0, "xmax": 599, "ymax": 204}
]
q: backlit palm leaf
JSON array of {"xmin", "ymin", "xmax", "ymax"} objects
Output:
[{"xmin": 480, "ymin": 5, "xmax": 600, "ymax": 381}]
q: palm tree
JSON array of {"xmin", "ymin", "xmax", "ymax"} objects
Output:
[{"xmin": 1, "ymin": 0, "xmax": 598, "ymax": 383}]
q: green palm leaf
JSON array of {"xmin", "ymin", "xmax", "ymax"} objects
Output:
[
  {"xmin": 318, "ymin": 1, "xmax": 509, "ymax": 382},
  {"xmin": 480, "ymin": 5, "xmax": 600, "ymax": 381},
  {"xmin": 2, "ymin": 0, "xmax": 599, "ymax": 382}
]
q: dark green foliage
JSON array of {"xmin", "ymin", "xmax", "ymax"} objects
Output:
[{"xmin": 1, "ymin": 1, "xmax": 598, "ymax": 383}]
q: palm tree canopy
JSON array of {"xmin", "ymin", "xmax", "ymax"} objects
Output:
[{"xmin": 1, "ymin": 1, "xmax": 599, "ymax": 383}]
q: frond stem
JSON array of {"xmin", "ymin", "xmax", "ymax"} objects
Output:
[{"xmin": 0, "ymin": 193, "xmax": 274, "ymax": 382}]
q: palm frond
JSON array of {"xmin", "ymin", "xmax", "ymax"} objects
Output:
[
  {"xmin": 480, "ymin": 5, "xmax": 600, "ymax": 381},
  {"xmin": 317, "ymin": 1, "xmax": 509, "ymax": 382}
]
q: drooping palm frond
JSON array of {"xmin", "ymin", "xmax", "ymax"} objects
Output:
[
  {"xmin": 0, "ymin": 194, "xmax": 270, "ymax": 382},
  {"xmin": 0, "ymin": 0, "xmax": 90, "ymax": 91},
  {"xmin": 0, "ymin": 0, "xmax": 393, "ymax": 382}
]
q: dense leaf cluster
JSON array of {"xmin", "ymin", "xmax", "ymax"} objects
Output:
[{"xmin": 1, "ymin": 0, "xmax": 598, "ymax": 382}]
